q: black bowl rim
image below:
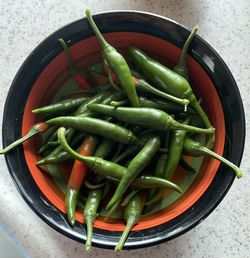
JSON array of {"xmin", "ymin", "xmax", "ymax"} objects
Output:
[{"xmin": 2, "ymin": 10, "xmax": 245, "ymax": 250}]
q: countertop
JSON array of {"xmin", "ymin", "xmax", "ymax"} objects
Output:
[{"xmin": 0, "ymin": 0, "xmax": 249, "ymax": 257}]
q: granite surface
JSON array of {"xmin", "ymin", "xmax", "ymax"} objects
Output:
[{"xmin": 0, "ymin": 0, "xmax": 249, "ymax": 257}]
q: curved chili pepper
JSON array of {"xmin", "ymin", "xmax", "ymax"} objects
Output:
[
  {"xmin": 129, "ymin": 46, "xmax": 215, "ymax": 148},
  {"xmin": 84, "ymin": 188, "xmax": 103, "ymax": 252},
  {"xmin": 85, "ymin": 8, "xmax": 140, "ymax": 107},
  {"xmin": 47, "ymin": 117, "xmax": 139, "ymax": 144},
  {"xmin": 59, "ymin": 38, "xmax": 91, "ymax": 90},
  {"xmin": 183, "ymin": 137, "xmax": 243, "ymax": 178},
  {"xmin": 32, "ymin": 97, "xmax": 88, "ymax": 115},
  {"xmin": 106, "ymin": 136, "xmax": 161, "ymax": 211},
  {"xmin": 0, "ymin": 122, "xmax": 48, "ymax": 155},
  {"xmin": 87, "ymin": 104, "xmax": 215, "ymax": 134},
  {"xmin": 66, "ymin": 135, "xmax": 98, "ymax": 226},
  {"xmin": 173, "ymin": 26, "xmax": 198, "ymax": 80},
  {"xmin": 57, "ymin": 127, "xmax": 181, "ymax": 192},
  {"xmin": 115, "ymin": 193, "xmax": 143, "ymax": 251},
  {"xmin": 37, "ymin": 132, "xmax": 86, "ymax": 165}
]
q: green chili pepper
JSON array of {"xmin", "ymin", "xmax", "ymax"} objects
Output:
[
  {"xmin": 87, "ymin": 105, "xmax": 215, "ymax": 134},
  {"xmin": 85, "ymin": 8, "xmax": 140, "ymax": 107},
  {"xmin": 145, "ymin": 131, "xmax": 169, "ymax": 203},
  {"xmin": 173, "ymin": 26, "xmax": 198, "ymax": 80},
  {"xmin": 47, "ymin": 117, "xmax": 138, "ymax": 144},
  {"xmin": 139, "ymin": 97, "xmax": 196, "ymax": 115},
  {"xmin": 121, "ymin": 189, "xmax": 140, "ymax": 207},
  {"xmin": 37, "ymin": 132, "xmax": 86, "ymax": 165},
  {"xmin": 129, "ymin": 46, "xmax": 215, "ymax": 148},
  {"xmin": 164, "ymin": 117, "xmax": 191, "ymax": 180},
  {"xmin": 134, "ymin": 76, "xmax": 189, "ymax": 109},
  {"xmin": 0, "ymin": 122, "xmax": 49, "ymax": 155},
  {"xmin": 94, "ymin": 138, "xmax": 116, "ymax": 158},
  {"xmin": 183, "ymin": 137, "xmax": 243, "ymax": 178},
  {"xmin": 146, "ymin": 117, "xmax": 190, "ymax": 206},
  {"xmin": 41, "ymin": 125, "xmax": 58, "ymax": 145},
  {"xmin": 32, "ymin": 97, "xmax": 89, "ymax": 115},
  {"xmin": 115, "ymin": 193, "xmax": 143, "ymax": 251},
  {"xmin": 112, "ymin": 145, "xmax": 139, "ymax": 164},
  {"xmin": 106, "ymin": 136, "xmax": 161, "ymax": 211},
  {"xmin": 84, "ymin": 188, "xmax": 103, "ymax": 252},
  {"xmin": 57, "ymin": 127, "xmax": 181, "ymax": 192}
]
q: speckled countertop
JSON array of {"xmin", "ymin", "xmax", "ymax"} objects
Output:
[{"xmin": 0, "ymin": 1, "xmax": 249, "ymax": 257}]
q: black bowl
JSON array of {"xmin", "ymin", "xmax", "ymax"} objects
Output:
[{"xmin": 2, "ymin": 11, "xmax": 245, "ymax": 249}]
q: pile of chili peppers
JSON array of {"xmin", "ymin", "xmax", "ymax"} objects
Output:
[{"xmin": 1, "ymin": 8, "xmax": 243, "ymax": 252}]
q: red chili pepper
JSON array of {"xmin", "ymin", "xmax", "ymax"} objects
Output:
[
  {"xmin": 72, "ymin": 74, "xmax": 91, "ymax": 90},
  {"xmin": 66, "ymin": 135, "xmax": 98, "ymax": 226},
  {"xmin": 0, "ymin": 122, "xmax": 49, "ymax": 154}
]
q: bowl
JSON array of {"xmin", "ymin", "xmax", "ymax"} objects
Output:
[{"xmin": 2, "ymin": 11, "xmax": 245, "ymax": 249}]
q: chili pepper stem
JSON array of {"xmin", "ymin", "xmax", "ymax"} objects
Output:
[
  {"xmin": 58, "ymin": 38, "xmax": 76, "ymax": 76},
  {"xmin": 66, "ymin": 188, "xmax": 78, "ymax": 226},
  {"xmin": 171, "ymin": 119, "xmax": 215, "ymax": 134},
  {"xmin": 85, "ymin": 8, "xmax": 109, "ymax": 49},
  {"xmin": 199, "ymin": 146, "xmax": 243, "ymax": 178},
  {"xmin": 0, "ymin": 123, "xmax": 47, "ymax": 155},
  {"xmin": 135, "ymin": 78, "xmax": 189, "ymax": 108},
  {"xmin": 191, "ymin": 99, "xmax": 215, "ymax": 148},
  {"xmin": 115, "ymin": 216, "xmax": 136, "ymax": 252},
  {"xmin": 111, "ymin": 100, "xmax": 128, "ymax": 107},
  {"xmin": 173, "ymin": 26, "xmax": 198, "ymax": 80}
]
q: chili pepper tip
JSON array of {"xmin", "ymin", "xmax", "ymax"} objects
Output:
[{"xmin": 36, "ymin": 159, "xmax": 46, "ymax": 165}]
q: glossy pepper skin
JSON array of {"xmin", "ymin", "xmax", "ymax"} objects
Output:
[
  {"xmin": 129, "ymin": 46, "xmax": 214, "ymax": 148},
  {"xmin": 87, "ymin": 104, "xmax": 215, "ymax": 134},
  {"xmin": 115, "ymin": 193, "xmax": 143, "ymax": 252},
  {"xmin": 66, "ymin": 135, "xmax": 98, "ymax": 226},
  {"xmin": 84, "ymin": 188, "xmax": 103, "ymax": 252},
  {"xmin": 57, "ymin": 127, "xmax": 182, "ymax": 192},
  {"xmin": 47, "ymin": 116, "xmax": 139, "ymax": 144},
  {"xmin": 183, "ymin": 137, "xmax": 243, "ymax": 178},
  {"xmin": 106, "ymin": 136, "xmax": 161, "ymax": 211},
  {"xmin": 0, "ymin": 122, "xmax": 48, "ymax": 155},
  {"xmin": 85, "ymin": 8, "xmax": 140, "ymax": 107},
  {"xmin": 32, "ymin": 97, "xmax": 89, "ymax": 115}
]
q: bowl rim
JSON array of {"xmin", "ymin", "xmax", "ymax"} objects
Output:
[{"xmin": 2, "ymin": 10, "xmax": 245, "ymax": 250}]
